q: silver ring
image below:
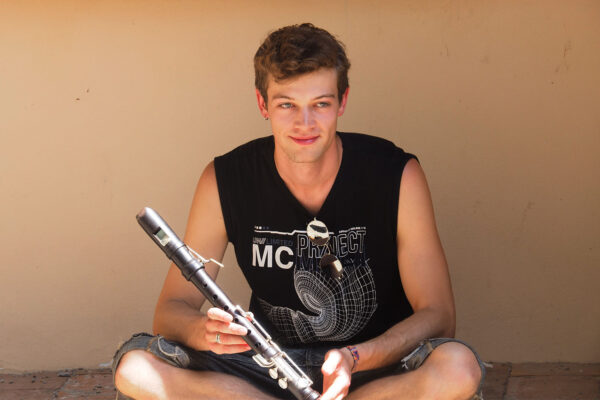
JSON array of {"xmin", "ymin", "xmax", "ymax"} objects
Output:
[{"xmin": 216, "ymin": 332, "xmax": 221, "ymax": 344}]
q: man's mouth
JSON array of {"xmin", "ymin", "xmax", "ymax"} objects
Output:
[{"xmin": 291, "ymin": 136, "xmax": 319, "ymax": 145}]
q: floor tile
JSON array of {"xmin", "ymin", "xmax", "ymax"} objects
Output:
[
  {"xmin": 0, "ymin": 389, "xmax": 57, "ymax": 400},
  {"xmin": 0, "ymin": 373, "xmax": 67, "ymax": 390},
  {"xmin": 482, "ymin": 362, "xmax": 511, "ymax": 400},
  {"xmin": 505, "ymin": 375, "xmax": 600, "ymax": 400},
  {"xmin": 56, "ymin": 372, "xmax": 117, "ymax": 399},
  {"xmin": 511, "ymin": 363, "xmax": 600, "ymax": 377}
]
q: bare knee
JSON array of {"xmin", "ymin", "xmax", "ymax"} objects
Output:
[
  {"xmin": 115, "ymin": 350, "xmax": 169, "ymax": 399},
  {"xmin": 424, "ymin": 342, "xmax": 482, "ymax": 399}
]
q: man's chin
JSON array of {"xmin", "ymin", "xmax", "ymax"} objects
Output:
[
  {"xmin": 290, "ymin": 155, "xmax": 321, "ymax": 164},
  {"xmin": 285, "ymin": 149, "xmax": 323, "ymax": 164}
]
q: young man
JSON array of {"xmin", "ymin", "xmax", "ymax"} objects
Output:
[{"xmin": 113, "ymin": 23, "xmax": 486, "ymax": 400}]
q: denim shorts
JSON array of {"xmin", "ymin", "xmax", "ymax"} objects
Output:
[{"xmin": 112, "ymin": 333, "xmax": 485, "ymax": 399}]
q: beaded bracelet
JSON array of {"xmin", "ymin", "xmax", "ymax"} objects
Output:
[{"xmin": 346, "ymin": 345, "xmax": 359, "ymax": 371}]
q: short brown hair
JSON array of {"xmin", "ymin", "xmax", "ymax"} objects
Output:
[{"xmin": 254, "ymin": 23, "xmax": 351, "ymax": 102}]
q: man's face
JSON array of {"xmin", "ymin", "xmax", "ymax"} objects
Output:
[{"xmin": 256, "ymin": 68, "xmax": 348, "ymax": 164}]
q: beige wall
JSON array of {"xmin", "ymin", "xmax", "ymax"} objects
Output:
[{"xmin": 1, "ymin": 0, "xmax": 598, "ymax": 372}]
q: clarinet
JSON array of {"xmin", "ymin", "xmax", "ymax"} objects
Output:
[{"xmin": 136, "ymin": 207, "xmax": 321, "ymax": 400}]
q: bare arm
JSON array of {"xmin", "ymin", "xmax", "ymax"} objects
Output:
[
  {"xmin": 321, "ymin": 158, "xmax": 455, "ymax": 398},
  {"xmin": 353, "ymin": 158, "xmax": 455, "ymax": 368},
  {"xmin": 152, "ymin": 161, "xmax": 250, "ymax": 353}
]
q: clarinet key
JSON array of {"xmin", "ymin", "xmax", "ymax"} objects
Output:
[
  {"xmin": 269, "ymin": 367, "xmax": 278, "ymax": 379},
  {"xmin": 278, "ymin": 378, "xmax": 288, "ymax": 389}
]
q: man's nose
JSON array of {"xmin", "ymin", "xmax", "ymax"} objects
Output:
[{"xmin": 295, "ymin": 107, "xmax": 315, "ymax": 128}]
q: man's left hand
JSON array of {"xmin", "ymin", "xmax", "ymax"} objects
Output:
[{"xmin": 320, "ymin": 348, "xmax": 354, "ymax": 400}]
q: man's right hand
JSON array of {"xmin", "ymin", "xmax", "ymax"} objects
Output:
[{"xmin": 204, "ymin": 307, "xmax": 252, "ymax": 354}]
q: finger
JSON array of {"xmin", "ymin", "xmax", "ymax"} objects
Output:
[
  {"xmin": 322, "ymin": 350, "xmax": 343, "ymax": 375},
  {"xmin": 211, "ymin": 342, "xmax": 252, "ymax": 355},
  {"xmin": 321, "ymin": 350, "xmax": 341, "ymax": 398},
  {"xmin": 207, "ymin": 330, "xmax": 251, "ymax": 354},
  {"xmin": 206, "ymin": 307, "xmax": 233, "ymax": 322},
  {"xmin": 204, "ymin": 329, "xmax": 249, "ymax": 349},
  {"xmin": 321, "ymin": 373, "xmax": 350, "ymax": 400},
  {"xmin": 206, "ymin": 309, "xmax": 249, "ymax": 336},
  {"xmin": 205, "ymin": 319, "xmax": 248, "ymax": 336},
  {"xmin": 321, "ymin": 350, "xmax": 351, "ymax": 400},
  {"xmin": 213, "ymin": 332, "xmax": 249, "ymax": 346},
  {"xmin": 206, "ymin": 321, "xmax": 248, "ymax": 336}
]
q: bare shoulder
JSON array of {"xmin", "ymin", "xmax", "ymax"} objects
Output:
[
  {"xmin": 400, "ymin": 158, "xmax": 429, "ymax": 193},
  {"xmin": 156, "ymin": 161, "xmax": 228, "ymax": 308},
  {"xmin": 398, "ymin": 158, "xmax": 436, "ymax": 233},
  {"xmin": 184, "ymin": 161, "xmax": 228, "ymax": 257},
  {"xmin": 185, "ymin": 162, "xmax": 220, "ymax": 230},
  {"xmin": 192, "ymin": 161, "xmax": 219, "ymax": 207}
]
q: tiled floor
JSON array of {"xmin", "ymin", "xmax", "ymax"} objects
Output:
[
  {"xmin": 484, "ymin": 363, "xmax": 600, "ymax": 400},
  {"xmin": 0, "ymin": 369, "xmax": 115, "ymax": 400},
  {"xmin": 1, "ymin": 363, "xmax": 599, "ymax": 399}
]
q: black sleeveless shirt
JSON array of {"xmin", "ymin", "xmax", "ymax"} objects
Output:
[{"xmin": 214, "ymin": 132, "xmax": 416, "ymax": 347}]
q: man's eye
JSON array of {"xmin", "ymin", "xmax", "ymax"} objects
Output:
[
  {"xmin": 316, "ymin": 102, "xmax": 331, "ymax": 108},
  {"xmin": 279, "ymin": 103, "xmax": 293, "ymax": 109}
]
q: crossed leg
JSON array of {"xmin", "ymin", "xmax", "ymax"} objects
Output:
[
  {"xmin": 347, "ymin": 342, "xmax": 482, "ymax": 400},
  {"xmin": 115, "ymin": 349, "xmax": 279, "ymax": 400},
  {"xmin": 115, "ymin": 341, "xmax": 482, "ymax": 400}
]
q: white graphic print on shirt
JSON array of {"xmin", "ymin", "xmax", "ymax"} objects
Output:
[{"xmin": 252, "ymin": 226, "xmax": 377, "ymax": 344}]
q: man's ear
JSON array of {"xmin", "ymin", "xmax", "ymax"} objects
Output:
[
  {"xmin": 255, "ymin": 89, "xmax": 269, "ymax": 119},
  {"xmin": 337, "ymin": 87, "xmax": 350, "ymax": 117}
]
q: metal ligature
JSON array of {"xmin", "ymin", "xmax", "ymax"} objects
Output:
[{"xmin": 136, "ymin": 207, "xmax": 321, "ymax": 400}]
